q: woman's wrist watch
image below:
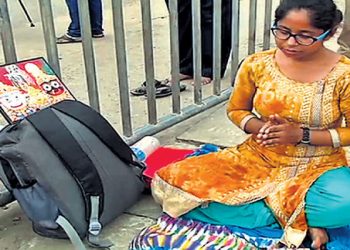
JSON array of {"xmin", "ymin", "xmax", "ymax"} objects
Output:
[{"xmin": 300, "ymin": 127, "xmax": 311, "ymax": 144}]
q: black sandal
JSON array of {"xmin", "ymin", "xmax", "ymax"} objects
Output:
[
  {"xmin": 154, "ymin": 85, "xmax": 172, "ymax": 98},
  {"xmin": 130, "ymin": 80, "xmax": 163, "ymax": 96},
  {"xmin": 130, "ymin": 79, "xmax": 186, "ymax": 98},
  {"xmin": 150, "ymin": 84, "xmax": 186, "ymax": 98}
]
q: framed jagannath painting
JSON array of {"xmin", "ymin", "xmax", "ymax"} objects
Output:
[{"xmin": 0, "ymin": 58, "xmax": 75, "ymax": 123}]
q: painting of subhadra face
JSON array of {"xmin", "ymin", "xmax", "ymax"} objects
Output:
[{"xmin": 0, "ymin": 58, "xmax": 75, "ymax": 123}]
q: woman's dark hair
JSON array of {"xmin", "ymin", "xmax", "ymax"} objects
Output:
[{"xmin": 274, "ymin": 0, "xmax": 343, "ymax": 31}]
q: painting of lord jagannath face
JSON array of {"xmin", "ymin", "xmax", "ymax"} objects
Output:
[{"xmin": 0, "ymin": 58, "xmax": 75, "ymax": 123}]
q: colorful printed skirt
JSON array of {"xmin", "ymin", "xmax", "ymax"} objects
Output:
[{"xmin": 129, "ymin": 214, "xmax": 279, "ymax": 250}]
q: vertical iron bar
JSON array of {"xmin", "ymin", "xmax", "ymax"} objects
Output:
[
  {"xmin": 169, "ymin": 0, "xmax": 181, "ymax": 114},
  {"xmin": 112, "ymin": 0, "xmax": 133, "ymax": 137},
  {"xmin": 230, "ymin": 0, "xmax": 240, "ymax": 83},
  {"xmin": 248, "ymin": 0, "xmax": 257, "ymax": 54},
  {"xmin": 77, "ymin": 0, "xmax": 100, "ymax": 111},
  {"xmin": 263, "ymin": 0, "xmax": 272, "ymax": 50},
  {"xmin": 192, "ymin": 0, "xmax": 202, "ymax": 104},
  {"xmin": 0, "ymin": 0, "xmax": 17, "ymax": 63},
  {"xmin": 140, "ymin": 0, "xmax": 157, "ymax": 124},
  {"xmin": 213, "ymin": 0, "xmax": 222, "ymax": 96},
  {"xmin": 38, "ymin": 0, "xmax": 61, "ymax": 77}
]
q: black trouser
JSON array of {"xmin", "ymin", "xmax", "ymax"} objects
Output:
[{"xmin": 165, "ymin": 0, "xmax": 232, "ymax": 78}]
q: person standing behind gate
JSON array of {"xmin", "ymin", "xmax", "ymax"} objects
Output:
[
  {"xmin": 338, "ymin": 0, "xmax": 350, "ymax": 57},
  {"xmin": 57, "ymin": 0, "xmax": 104, "ymax": 44},
  {"xmin": 130, "ymin": 0, "xmax": 232, "ymax": 98},
  {"xmin": 165, "ymin": 0, "xmax": 232, "ymax": 84}
]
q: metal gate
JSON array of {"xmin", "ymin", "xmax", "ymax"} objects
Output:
[{"xmin": 0, "ymin": 0, "xmax": 276, "ymax": 145}]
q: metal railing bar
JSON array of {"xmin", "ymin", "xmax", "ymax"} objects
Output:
[
  {"xmin": 169, "ymin": 0, "xmax": 181, "ymax": 114},
  {"xmin": 125, "ymin": 87, "xmax": 232, "ymax": 145},
  {"xmin": 248, "ymin": 0, "xmax": 257, "ymax": 54},
  {"xmin": 38, "ymin": 0, "xmax": 61, "ymax": 77},
  {"xmin": 213, "ymin": 0, "xmax": 222, "ymax": 96},
  {"xmin": 0, "ymin": 0, "xmax": 17, "ymax": 63},
  {"xmin": 192, "ymin": 0, "xmax": 202, "ymax": 104},
  {"xmin": 140, "ymin": 0, "xmax": 157, "ymax": 124},
  {"xmin": 77, "ymin": 0, "xmax": 100, "ymax": 111},
  {"xmin": 263, "ymin": 0, "xmax": 273, "ymax": 50},
  {"xmin": 230, "ymin": 0, "xmax": 240, "ymax": 83},
  {"xmin": 111, "ymin": 0, "xmax": 133, "ymax": 137}
]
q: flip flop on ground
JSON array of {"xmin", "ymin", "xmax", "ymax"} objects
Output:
[
  {"xmin": 145, "ymin": 84, "xmax": 187, "ymax": 98},
  {"xmin": 153, "ymin": 85, "xmax": 172, "ymax": 98},
  {"xmin": 130, "ymin": 79, "xmax": 163, "ymax": 96},
  {"xmin": 130, "ymin": 79, "xmax": 186, "ymax": 98}
]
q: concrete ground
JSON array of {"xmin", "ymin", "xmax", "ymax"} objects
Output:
[
  {"xmin": 0, "ymin": 103, "xmax": 247, "ymax": 250},
  {"xmin": 0, "ymin": 0, "xmax": 301, "ymax": 129},
  {"xmin": 0, "ymin": 0, "xmax": 346, "ymax": 249}
]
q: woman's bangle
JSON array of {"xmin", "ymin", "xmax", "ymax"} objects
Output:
[
  {"xmin": 240, "ymin": 114, "xmax": 257, "ymax": 132},
  {"xmin": 328, "ymin": 129, "xmax": 341, "ymax": 148}
]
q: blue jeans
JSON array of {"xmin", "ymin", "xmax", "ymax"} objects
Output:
[{"xmin": 65, "ymin": 0, "xmax": 103, "ymax": 37}]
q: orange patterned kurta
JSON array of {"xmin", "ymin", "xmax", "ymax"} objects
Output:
[{"xmin": 152, "ymin": 49, "xmax": 350, "ymax": 247}]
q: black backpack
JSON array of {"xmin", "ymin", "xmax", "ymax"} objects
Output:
[{"xmin": 0, "ymin": 100, "xmax": 146, "ymax": 249}]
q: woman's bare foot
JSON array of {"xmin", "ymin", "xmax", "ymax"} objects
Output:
[
  {"xmin": 190, "ymin": 76, "xmax": 212, "ymax": 85},
  {"xmin": 200, "ymin": 76, "xmax": 212, "ymax": 85},
  {"xmin": 309, "ymin": 227, "xmax": 328, "ymax": 250},
  {"xmin": 166, "ymin": 73, "xmax": 192, "ymax": 83},
  {"xmin": 179, "ymin": 73, "xmax": 192, "ymax": 81},
  {"xmin": 167, "ymin": 74, "xmax": 212, "ymax": 85}
]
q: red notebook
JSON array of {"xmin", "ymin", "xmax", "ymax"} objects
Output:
[{"xmin": 143, "ymin": 146, "xmax": 195, "ymax": 179}]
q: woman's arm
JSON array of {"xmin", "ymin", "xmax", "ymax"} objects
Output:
[
  {"xmin": 227, "ymin": 55, "xmax": 265, "ymax": 134},
  {"xmin": 335, "ymin": 73, "xmax": 350, "ymax": 146},
  {"xmin": 308, "ymin": 130, "xmax": 334, "ymax": 146}
]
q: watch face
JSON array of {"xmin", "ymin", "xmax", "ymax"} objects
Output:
[{"xmin": 301, "ymin": 128, "xmax": 310, "ymax": 144}]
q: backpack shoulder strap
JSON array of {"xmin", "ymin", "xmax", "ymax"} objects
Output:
[
  {"xmin": 53, "ymin": 100, "xmax": 134, "ymax": 164},
  {"xmin": 26, "ymin": 108, "xmax": 104, "ymax": 220}
]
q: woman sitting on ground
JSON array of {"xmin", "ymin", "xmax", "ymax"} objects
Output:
[{"xmin": 132, "ymin": 0, "xmax": 350, "ymax": 249}]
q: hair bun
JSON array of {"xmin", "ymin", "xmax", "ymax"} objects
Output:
[{"xmin": 334, "ymin": 9, "xmax": 343, "ymax": 26}]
